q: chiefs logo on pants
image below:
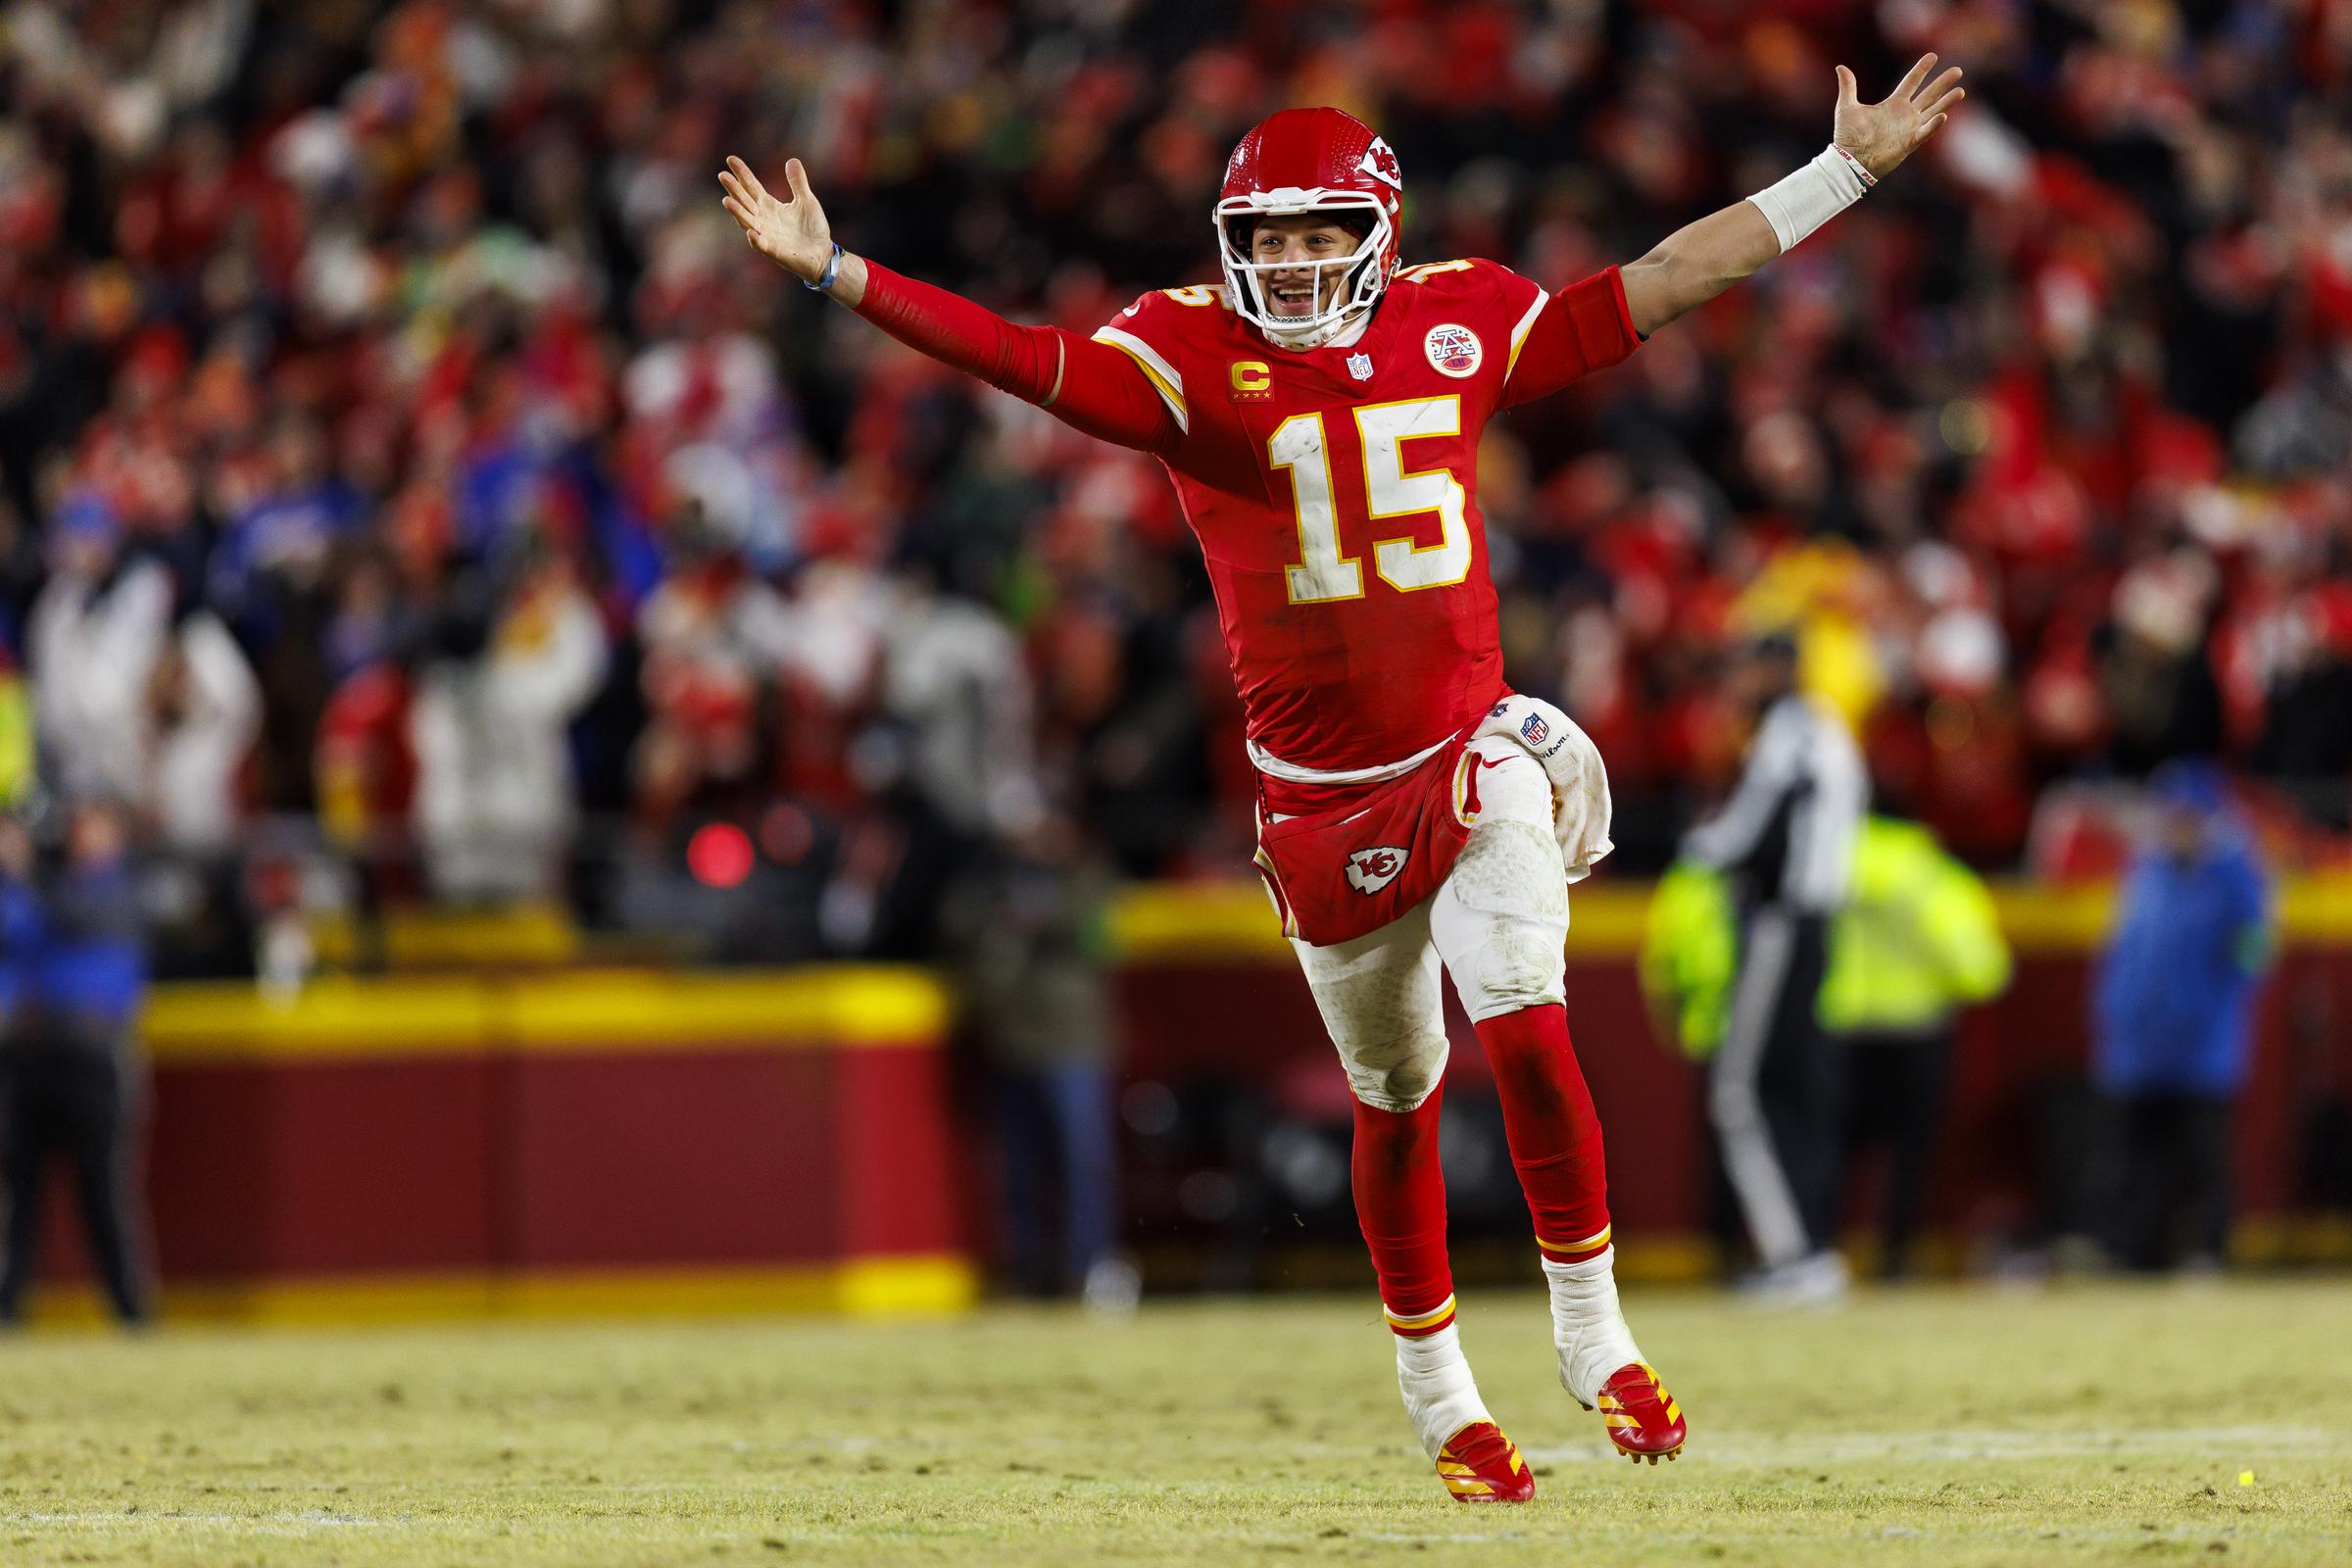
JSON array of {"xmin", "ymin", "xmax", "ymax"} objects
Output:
[
  {"xmin": 1347, "ymin": 845, "xmax": 1410, "ymax": 895},
  {"xmin": 1255, "ymin": 737, "xmax": 1480, "ymax": 947}
]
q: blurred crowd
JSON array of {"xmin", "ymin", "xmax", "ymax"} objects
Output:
[{"xmin": 2, "ymin": 0, "xmax": 2350, "ymax": 970}]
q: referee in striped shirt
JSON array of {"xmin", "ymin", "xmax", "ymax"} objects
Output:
[{"xmin": 1683, "ymin": 632, "xmax": 1866, "ymax": 1301}]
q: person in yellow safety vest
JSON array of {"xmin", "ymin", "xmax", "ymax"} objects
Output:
[
  {"xmin": 1638, "ymin": 860, "xmax": 1740, "ymax": 1063},
  {"xmin": 1642, "ymin": 814, "xmax": 2010, "ymax": 1277}
]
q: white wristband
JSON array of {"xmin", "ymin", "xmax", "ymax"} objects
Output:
[{"xmin": 1747, "ymin": 143, "xmax": 1873, "ymax": 254}]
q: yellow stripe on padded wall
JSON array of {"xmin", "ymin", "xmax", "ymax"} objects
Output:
[
  {"xmin": 502, "ymin": 966, "xmax": 951, "ymax": 1051},
  {"xmin": 1106, "ymin": 873, "xmax": 2352, "ymax": 963},
  {"xmin": 142, "ymin": 968, "xmax": 952, "ymax": 1065},
  {"xmin": 22, "ymin": 1255, "xmax": 979, "ymax": 1329},
  {"xmin": 145, "ymin": 977, "xmax": 495, "ymax": 1062}
]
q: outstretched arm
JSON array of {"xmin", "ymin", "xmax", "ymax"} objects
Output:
[
  {"xmin": 718, "ymin": 156, "xmax": 1177, "ymax": 453},
  {"xmin": 1619, "ymin": 54, "xmax": 1964, "ymax": 338}
]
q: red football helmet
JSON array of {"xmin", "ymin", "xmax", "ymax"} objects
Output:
[{"xmin": 1216, "ymin": 107, "xmax": 1403, "ymax": 348}]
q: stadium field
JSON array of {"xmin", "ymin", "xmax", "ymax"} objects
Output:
[{"xmin": 3, "ymin": 1279, "xmax": 2347, "ymax": 1567}]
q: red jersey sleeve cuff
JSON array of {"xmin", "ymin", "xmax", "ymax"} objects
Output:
[
  {"xmin": 1548, "ymin": 266, "xmax": 1642, "ymax": 372},
  {"xmin": 850, "ymin": 259, "xmax": 905, "ymax": 320},
  {"xmin": 1606, "ymin": 264, "xmax": 1643, "ymax": 346}
]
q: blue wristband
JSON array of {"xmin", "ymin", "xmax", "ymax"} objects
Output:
[{"xmin": 804, "ymin": 242, "xmax": 843, "ymax": 294}]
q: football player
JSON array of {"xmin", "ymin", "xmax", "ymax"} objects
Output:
[{"xmin": 721, "ymin": 55, "xmax": 1962, "ymax": 1503}]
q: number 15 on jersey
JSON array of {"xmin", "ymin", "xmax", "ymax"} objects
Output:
[{"xmin": 1270, "ymin": 394, "xmax": 1473, "ymax": 605}]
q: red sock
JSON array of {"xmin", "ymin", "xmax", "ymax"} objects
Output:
[
  {"xmin": 1351, "ymin": 1085, "xmax": 1455, "ymax": 1335},
  {"xmin": 1474, "ymin": 1004, "xmax": 1612, "ymax": 1263}
]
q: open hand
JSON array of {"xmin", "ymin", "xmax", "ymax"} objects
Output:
[
  {"xmin": 718, "ymin": 155, "xmax": 833, "ymax": 282},
  {"xmin": 1835, "ymin": 54, "xmax": 1965, "ymax": 181}
]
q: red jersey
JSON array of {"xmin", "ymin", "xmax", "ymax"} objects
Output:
[
  {"xmin": 849, "ymin": 253, "xmax": 1641, "ymax": 786},
  {"xmin": 1091, "ymin": 261, "xmax": 1640, "ymax": 777}
]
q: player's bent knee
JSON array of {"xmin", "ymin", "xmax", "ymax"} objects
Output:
[
  {"xmin": 1433, "ymin": 818, "xmax": 1568, "ymax": 1022},
  {"xmin": 1456, "ymin": 956, "xmax": 1562, "ymax": 1022},
  {"xmin": 1340, "ymin": 1031, "xmax": 1450, "ymax": 1112}
]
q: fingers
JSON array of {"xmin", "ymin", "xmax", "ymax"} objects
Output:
[
  {"xmin": 1918, "ymin": 85, "xmax": 1966, "ymax": 122},
  {"xmin": 1836, "ymin": 64, "xmax": 1858, "ymax": 108},
  {"xmin": 1921, "ymin": 65, "xmax": 1965, "ymax": 101},
  {"xmin": 1920, "ymin": 113, "xmax": 1949, "ymax": 141},
  {"xmin": 725, "ymin": 154, "xmax": 772, "ymax": 208},
  {"xmin": 784, "ymin": 157, "xmax": 814, "ymax": 203},
  {"xmin": 1892, "ymin": 52, "xmax": 1936, "ymax": 101}
]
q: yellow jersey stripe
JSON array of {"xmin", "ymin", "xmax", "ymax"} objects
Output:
[
  {"xmin": 1504, "ymin": 287, "xmax": 1550, "ymax": 382},
  {"xmin": 1090, "ymin": 325, "xmax": 1189, "ymax": 433}
]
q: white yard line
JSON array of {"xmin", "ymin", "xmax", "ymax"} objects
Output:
[
  {"xmin": 1521, "ymin": 1423, "xmax": 2349, "ymax": 1464},
  {"xmin": 11, "ymin": 1511, "xmax": 395, "ymax": 1533}
]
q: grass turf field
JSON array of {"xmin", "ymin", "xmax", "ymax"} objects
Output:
[{"xmin": 2, "ymin": 1279, "xmax": 2348, "ymax": 1566}]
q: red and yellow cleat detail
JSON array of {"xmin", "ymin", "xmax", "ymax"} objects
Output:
[
  {"xmin": 1433, "ymin": 1421, "xmax": 1536, "ymax": 1503},
  {"xmin": 1595, "ymin": 1362, "xmax": 1687, "ymax": 1464}
]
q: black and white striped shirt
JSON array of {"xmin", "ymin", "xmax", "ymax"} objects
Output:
[{"xmin": 1683, "ymin": 693, "xmax": 1866, "ymax": 914}]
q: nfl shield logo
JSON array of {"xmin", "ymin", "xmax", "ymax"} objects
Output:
[
  {"xmin": 1347, "ymin": 352, "xmax": 1374, "ymax": 382},
  {"xmin": 1520, "ymin": 712, "xmax": 1550, "ymax": 748}
]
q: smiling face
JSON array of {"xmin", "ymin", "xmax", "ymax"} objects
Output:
[{"xmin": 1249, "ymin": 214, "xmax": 1368, "ymax": 319}]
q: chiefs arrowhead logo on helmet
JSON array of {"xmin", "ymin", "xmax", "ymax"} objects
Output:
[
  {"xmin": 1346, "ymin": 845, "xmax": 1410, "ymax": 896},
  {"xmin": 1358, "ymin": 137, "xmax": 1403, "ymax": 192}
]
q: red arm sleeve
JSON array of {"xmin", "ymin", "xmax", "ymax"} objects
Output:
[
  {"xmin": 1499, "ymin": 266, "xmax": 1642, "ymax": 410},
  {"xmin": 852, "ymin": 262, "xmax": 1178, "ymax": 453}
]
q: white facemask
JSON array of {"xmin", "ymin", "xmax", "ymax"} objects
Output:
[{"xmin": 1216, "ymin": 195, "xmax": 1394, "ymax": 352}]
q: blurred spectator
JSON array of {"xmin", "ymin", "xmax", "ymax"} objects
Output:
[
  {"xmin": 943, "ymin": 812, "xmax": 1133, "ymax": 1309},
  {"xmin": 137, "ymin": 605, "xmax": 263, "ymax": 979},
  {"xmin": 1639, "ymin": 858, "xmax": 1740, "ymax": 1061},
  {"xmin": 2082, "ymin": 760, "xmax": 2275, "ymax": 1272},
  {"xmin": 27, "ymin": 495, "xmax": 172, "ymax": 806},
  {"xmin": 1682, "ymin": 631, "xmax": 1865, "ymax": 1300},
  {"xmin": 631, "ymin": 527, "xmax": 796, "ymax": 830},
  {"xmin": 146, "ymin": 606, "xmax": 261, "ymax": 856},
  {"xmin": 411, "ymin": 540, "xmax": 607, "ymax": 903},
  {"xmin": 1818, "ymin": 812, "xmax": 2011, "ymax": 1279},
  {"xmin": 879, "ymin": 562, "xmax": 1041, "ymax": 846},
  {"xmin": 0, "ymin": 802, "xmax": 152, "ymax": 1325},
  {"xmin": 856, "ymin": 559, "xmax": 1043, "ymax": 955}
]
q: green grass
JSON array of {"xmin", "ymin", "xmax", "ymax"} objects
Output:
[{"xmin": 3, "ymin": 1279, "xmax": 2349, "ymax": 1565}]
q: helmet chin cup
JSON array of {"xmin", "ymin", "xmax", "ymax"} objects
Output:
[
  {"xmin": 1216, "ymin": 193, "xmax": 1394, "ymax": 350},
  {"xmin": 1260, "ymin": 309, "xmax": 1355, "ymax": 352}
]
